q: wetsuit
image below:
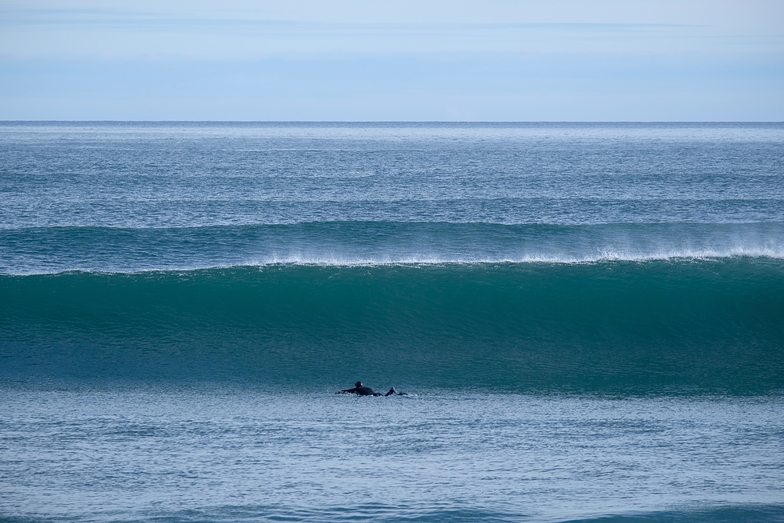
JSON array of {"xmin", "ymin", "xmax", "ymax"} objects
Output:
[
  {"xmin": 336, "ymin": 383, "xmax": 382, "ymax": 396},
  {"xmin": 385, "ymin": 387, "xmax": 408, "ymax": 396}
]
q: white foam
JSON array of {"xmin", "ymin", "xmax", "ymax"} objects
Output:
[{"xmin": 236, "ymin": 247, "xmax": 784, "ymax": 267}]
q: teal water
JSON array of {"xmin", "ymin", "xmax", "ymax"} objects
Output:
[
  {"xmin": 1, "ymin": 122, "xmax": 783, "ymax": 521},
  {"xmin": 2, "ymin": 259, "xmax": 783, "ymax": 393}
]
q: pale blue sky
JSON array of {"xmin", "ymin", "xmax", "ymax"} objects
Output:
[{"xmin": 1, "ymin": 0, "xmax": 783, "ymax": 120}]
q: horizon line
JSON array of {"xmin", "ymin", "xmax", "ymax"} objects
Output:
[{"xmin": 2, "ymin": 120, "xmax": 784, "ymax": 124}]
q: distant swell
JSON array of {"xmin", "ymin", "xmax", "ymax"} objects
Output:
[{"xmin": 2, "ymin": 259, "xmax": 782, "ymax": 394}]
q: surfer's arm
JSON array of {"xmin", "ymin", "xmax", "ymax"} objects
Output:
[{"xmin": 335, "ymin": 388, "xmax": 358, "ymax": 394}]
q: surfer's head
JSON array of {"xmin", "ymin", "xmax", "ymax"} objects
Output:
[{"xmin": 355, "ymin": 381, "xmax": 363, "ymax": 387}]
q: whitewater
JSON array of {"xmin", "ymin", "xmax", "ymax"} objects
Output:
[{"xmin": 1, "ymin": 122, "xmax": 783, "ymax": 522}]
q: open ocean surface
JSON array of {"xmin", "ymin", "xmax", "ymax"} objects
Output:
[{"xmin": 1, "ymin": 122, "xmax": 783, "ymax": 522}]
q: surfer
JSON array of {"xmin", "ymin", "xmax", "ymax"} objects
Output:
[
  {"xmin": 385, "ymin": 387, "xmax": 408, "ymax": 396},
  {"xmin": 335, "ymin": 381, "xmax": 383, "ymax": 396}
]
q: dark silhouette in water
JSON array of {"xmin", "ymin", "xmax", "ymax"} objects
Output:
[
  {"xmin": 335, "ymin": 382, "xmax": 408, "ymax": 396},
  {"xmin": 385, "ymin": 387, "xmax": 408, "ymax": 396},
  {"xmin": 336, "ymin": 381, "xmax": 383, "ymax": 396}
]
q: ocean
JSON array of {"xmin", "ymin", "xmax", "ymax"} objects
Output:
[{"xmin": 1, "ymin": 122, "xmax": 783, "ymax": 522}]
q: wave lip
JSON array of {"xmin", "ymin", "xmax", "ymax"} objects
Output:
[
  {"xmin": 1, "ymin": 221, "xmax": 783, "ymax": 274},
  {"xmin": 243, "ymin": 248, "xmax": 784, "ymax": 266}
]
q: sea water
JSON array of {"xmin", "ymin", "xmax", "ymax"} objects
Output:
[{"xmin": 1, "ymin": 122, "xmax": 783, "ymax": 522}]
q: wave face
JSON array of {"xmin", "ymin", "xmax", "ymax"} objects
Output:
[{"xmin": 3, "ymin": 259, "xmax": 782, "ymax": 394}]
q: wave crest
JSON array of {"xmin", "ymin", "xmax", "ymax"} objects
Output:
[{"xmin": 2, "ymin": 222, "xmax": 784, "ymax": 274}]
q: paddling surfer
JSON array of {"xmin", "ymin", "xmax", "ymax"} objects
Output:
[
  {"xmin": 335, "ymin": 381, "xmax": 408, "ymax": 396},
  {"xmin": 335, "ymin": 381, "xmax": 383, "ymax": 396},
  {"xmin": 385, "ymin": 387, "xmax": 407, "ymax": 396}
]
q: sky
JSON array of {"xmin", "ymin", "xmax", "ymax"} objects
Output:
[{"xmin": 1, "ymin": 0, "xmax": 783, "ymax": 121}]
